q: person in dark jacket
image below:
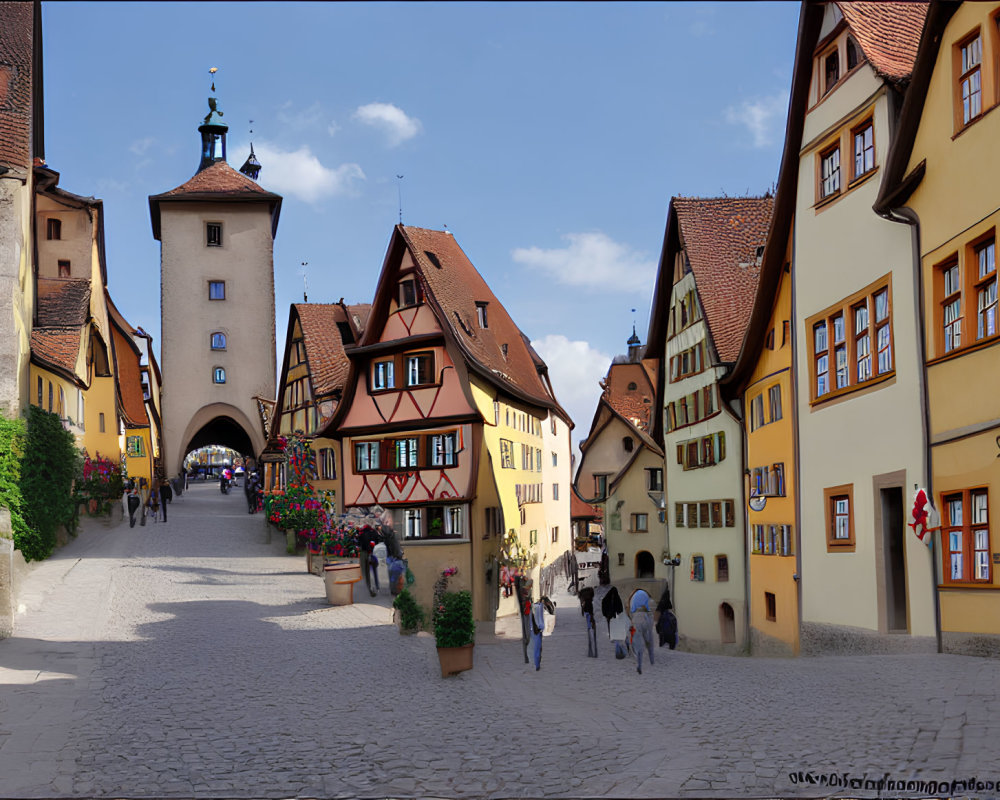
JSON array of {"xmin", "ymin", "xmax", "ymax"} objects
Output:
[
  {"xmin": 579, "ymin": 586, "xmax": 598, "ymax": 657},
  {"xmin": 601, "ymin": 586, "xmax": 624, "ymax": 633},
  {"xmin": 655, "ymin": 584, "xmax": 678, "ymax": 649},
  {"xmin": 126, "ymin": 481, "xmax": 141, "ymax": 528},
  {"xmin": 159, "ymin": 477, "xmax": 172, "ymax": 521}
]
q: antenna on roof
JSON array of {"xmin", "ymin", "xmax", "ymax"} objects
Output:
[
  {"xmin": 299, "ymin": 262, "xmax": 308, "ymax": 302},
  {"xmin": 396, "ymin": 175, "xmax": 404, "ymax": 225}
]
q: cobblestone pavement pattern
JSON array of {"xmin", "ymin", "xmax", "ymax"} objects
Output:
[{"xmin": 1, "ymin": 483, "xmax": 999, "ymax": 799}]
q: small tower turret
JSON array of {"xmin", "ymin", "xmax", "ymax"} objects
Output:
[
  {"xmin": 240, "ymin": 142, "xmax": 261, "ymax": 181},
  {"xmin": 197, "ymin": 68, "xmax": 228, "ymax": 172},
  {"xmin": 627, "ymin": 324, "xmax": 643, "ymax": 363}
]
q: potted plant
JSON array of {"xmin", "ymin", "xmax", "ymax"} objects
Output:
[
  {"xmin": 434, "ymin": 589, "xmax": 475, "ymax": 676},
  {"xmin": 392, "ymin": 587, "xmax": 423, "ymax": 634}
]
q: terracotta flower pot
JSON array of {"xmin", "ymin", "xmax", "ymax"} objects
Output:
[{"xmin": 436, "ymin": 643, "xmax": 474, "ymax": 677}]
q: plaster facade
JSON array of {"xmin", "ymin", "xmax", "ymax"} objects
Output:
[
  {"xmin": 893, "ymin": 2, "xmax": 1000, "ymax": 653},
  {"xmin": 157, "ymin": 200, "xmax": 276, "ymax": 476},
  {"xmin": 794, "ymin": 5, "xmax": 933, "ymax": 650}
]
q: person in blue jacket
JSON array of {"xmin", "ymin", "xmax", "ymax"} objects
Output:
[{"xmin": 629, "ymin": 588, "xmax": 655, "ymax": 674}]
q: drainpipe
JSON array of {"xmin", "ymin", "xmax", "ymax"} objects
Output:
[{"xmin": 876, "ymin": 204, "xmax": 942, "ymax": 655}]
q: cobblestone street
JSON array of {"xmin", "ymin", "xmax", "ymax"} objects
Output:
[{"xmin": 1, "ymin": 483, "xmax": 998, "ymax": 799}]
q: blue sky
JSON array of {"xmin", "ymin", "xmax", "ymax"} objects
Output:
[{"xmin": 41, "ymin": 2, "xmax": 800, "ymax": 453}]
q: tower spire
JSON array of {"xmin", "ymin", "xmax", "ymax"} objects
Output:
[
  {"xmin": 197, "ymin": 67, "xmax": 228, "ymax": 172},
  {"xmin": 240, "ymin": 119, "xmax": 262, "ymax": 181}
]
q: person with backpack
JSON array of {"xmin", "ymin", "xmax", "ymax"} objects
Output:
[{"xmin": 629, "ymin": 588, "xmax": 655, "ymax": 674}]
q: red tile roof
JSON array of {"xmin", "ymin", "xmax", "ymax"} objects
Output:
[
  {"xmin": 110, "ymin": 315, "xmax": 149, "ymax": 428},
  {"xmin": 36, "ymin": 278, "xmax": 91, "ymax": 328},
  {"xmin": 673, "ymin": 197, "xmax": 774, "ymax": 363},
  {"xmin": 149, "ymin": 160, "xmax": 282, "ymax": 240},
  {"xmin": 400, "ymin": 226, "xmax": 565, "ymax": 414},
  {"xmin": 570, "ymin": 486, "xmax": 600, "ymax": 521},
  {"xmin": 30, "ymin": 329, "xmax": 80, "ymax": 376},
  {"xmin": 156, "ymin": 160, "xmax": 274, "ymax": 198},
  {"xmin": 837, "ymin": 2, "xmax": 928, "ymax": 82},
  {"xmin": 603, "ymin": 360, "xmax": 657, "ymax": 433},
  {"xmin": 294, "ymin": 303, "xmax": 354, "ymax": 399},
  {"xmin": 0, "ymin": 2, "xmax": 33, "ymax": 170}
]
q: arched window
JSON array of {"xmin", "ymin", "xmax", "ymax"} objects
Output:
[
  {"xmin": 627, "ymin": 382, "xmax": 637, "ymax": 390},
  {"xmin": 211, "ymin": 332, "xmax": 227, "ymax": 350},
  {"xmin": 623, "ymin": 436, "xmax": 634, "ymax": 453},
  {"xmin": 213, "ymin": 367, "xmax": 226, "ymax": 384}
]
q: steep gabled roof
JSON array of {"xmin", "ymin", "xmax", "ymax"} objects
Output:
[
  {"xmin": 0, "ymin": 1, "xmax": 33, "ymax": 170},
  {"xmin": 105, "ymin": 293, "xmax": 149, "ymax": 428},
  {"xmin": 36, "ymin": 278, "xmax": 91, "ymax": 328},
  {"xmin": 149, "ymin": 160, "xmax": 282, "ymax": 239},
  {"xmin": 294, "ymin": 303, "xmax": 356, "ymax": 399},
  {"xmin": 836, "ymin": 2, "xmax": 928, "ymax": 83},
  {"xmin": 673, "ymin": 197, "xmax": 774, "ymax": 364},
  {"xmin": 398, "ymin": 225, "xmax": 567, "ymax": 415},
  {"xmin": 30, "ymin": 329, "xmax": 80, "ymax": 378},
  {"xmin": 874, "ymin": 1, "xmax": 959, "ymax": 215}
]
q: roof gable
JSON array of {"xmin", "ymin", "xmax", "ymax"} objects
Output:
[
  {"xmin": 388, "ymin": 226, "xmax": 566, "ymax": 413},
  {"xmin": 294, "ymin": 303, "xmax": 356, "ymax": 399},
  {"xmin": 837, "ymin": 1, "xmax": 928, "ymax": 83},
  {"xmin": 673, "ymin": 197, "xmax": 774, "ymax": 364}
]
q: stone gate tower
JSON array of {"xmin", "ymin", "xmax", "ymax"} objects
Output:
[{"xmin": 149, "ymin": 87, "xmax": 281, "ymax": 478}]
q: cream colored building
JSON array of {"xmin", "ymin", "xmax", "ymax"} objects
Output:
[
  {"xmin": 792, "ymin": 2, "xmax": 934, "ymax": 652},
  {"xmin": 149, "ymin": 96, "xmax": 281, "ymax": 478},
  {"xmin": 646, "ymin": 197, "xmax": 772, "ymax": 654}
]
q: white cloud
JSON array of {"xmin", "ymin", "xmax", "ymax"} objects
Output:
[
  {"xmin": 327, "ymin": 120, "xmax": 341, "ymax": 137},
  {"xmin": 130, "ymin": 137, "xmax": 155, "ymax": 156},
  {"xmin": 531, "ymin": 334, "xmax": 611, "ymax": 444},
  {"xmin": 248, "ymin": 141, "xmax": 365, "ymax": 204},
  {"xmin": 724, "ymin": 90, "xmax": 789, "ymax": 148},
  {"xmin": 512, "ymin": 232, "xmax": 656, "ymax": 294},
  {"xmin": 352, "ymin": 102, "xmax": 421, "ymax": 147}
]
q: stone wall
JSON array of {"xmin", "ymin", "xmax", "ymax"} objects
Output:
[
  {"xmin": 800, "ymin": 621, "xmax": 936, "ymax": 656},
  {"xmin": 0, "ymin": 507, "xmax": 30, "ymax": 639}
]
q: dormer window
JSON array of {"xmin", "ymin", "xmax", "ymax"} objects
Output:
[
  {"xmin": 58, "ymin": 260, "xmax": 71, "ymax": 278},
  {"xmin": 824, "ymin": 50, "xmax": 840, "ymax": 95},
  {"xmin": 846, "ymin": 36, "xmax": 860, "ymax": 70},
  {"xmin": 398, "ymin": 278, "xmax": 419, "ymax": 308},
  {"xmin": 46, "ymin": 218, "xmax": 61, "ymax": 240},
  {"xmin": 627, "ymin": 382, "xmax": 637, "ymax": 391},
  {"xmin": 476, "ymin": 302, "xmax": 488, "ymax": 328}
]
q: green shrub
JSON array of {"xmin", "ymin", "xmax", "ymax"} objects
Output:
[
  {"xmin": 0, "ymin": 412, "xmax": 28, "ymax": 543},
  {"xmin": 433, "ymin": 590, "xmax": 475, "ymax": 648},
  {"xmin": 392, "ymin": 587, "xmax": 424, "ymax": 632},
  {"xmin": 18, "ymin": 405, "xmax": 80, "ymax": 561}
]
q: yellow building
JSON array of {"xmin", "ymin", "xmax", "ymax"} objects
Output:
[
  {"xmin": 725, "ymin": 223, "xmax": 799, "ymax": 656},
  {"xmin": 875, "ymin": 1, "xmax": 1000, "ymax": 655}
]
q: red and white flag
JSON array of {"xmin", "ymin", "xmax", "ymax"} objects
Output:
[{"xmin": 909, "ymin": 487, "xmax": 939, "ymax": 546}]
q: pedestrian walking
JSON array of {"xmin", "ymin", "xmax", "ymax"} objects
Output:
[
  {"xmin": 138, "ymin": 477, "xmax": 149, "ymax": 526},
  {"xmin": 159, "ymin": 477, "xmax": 172, "ymax": 522},
  {"xmin": 629, "ymin": 588, "xmax": 654, "ymax": 674},
  {"xmin": 527, "ymin": 596, "xmax": 546, "ymax": 671},
  {"xmin": 655, "ymin": 584, "xmax": 678, "ymax": 649},
  {"xmin": 126, "ymin": 480, "xmax": 141, "ymax": 528},
  {"xmin": 579, "ymin": 586, "xmax": 598, "ymax": 657},
  {"xmin": 181, "ymin": 465, "xmax": 188, "ymax": 490},
  {"xmin": 145, "ymin": 485, "xmax": 160, "ymax": 524}
]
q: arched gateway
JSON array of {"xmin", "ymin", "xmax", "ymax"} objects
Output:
[{"xmin": 149, "ymin": 85, "xmax": 281, "ymax": 478}]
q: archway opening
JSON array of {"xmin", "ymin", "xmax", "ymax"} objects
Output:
[
  {"xmin": 719, "ymin": 602, "xmax": 736, "ymax": 644},
  {"xmin": 181, "ymin": 415, "xmax": 256, "ymax": 480},
  {"xmin": 635, "ymin": 550, "xmax": 655, "ymax": 579}
]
